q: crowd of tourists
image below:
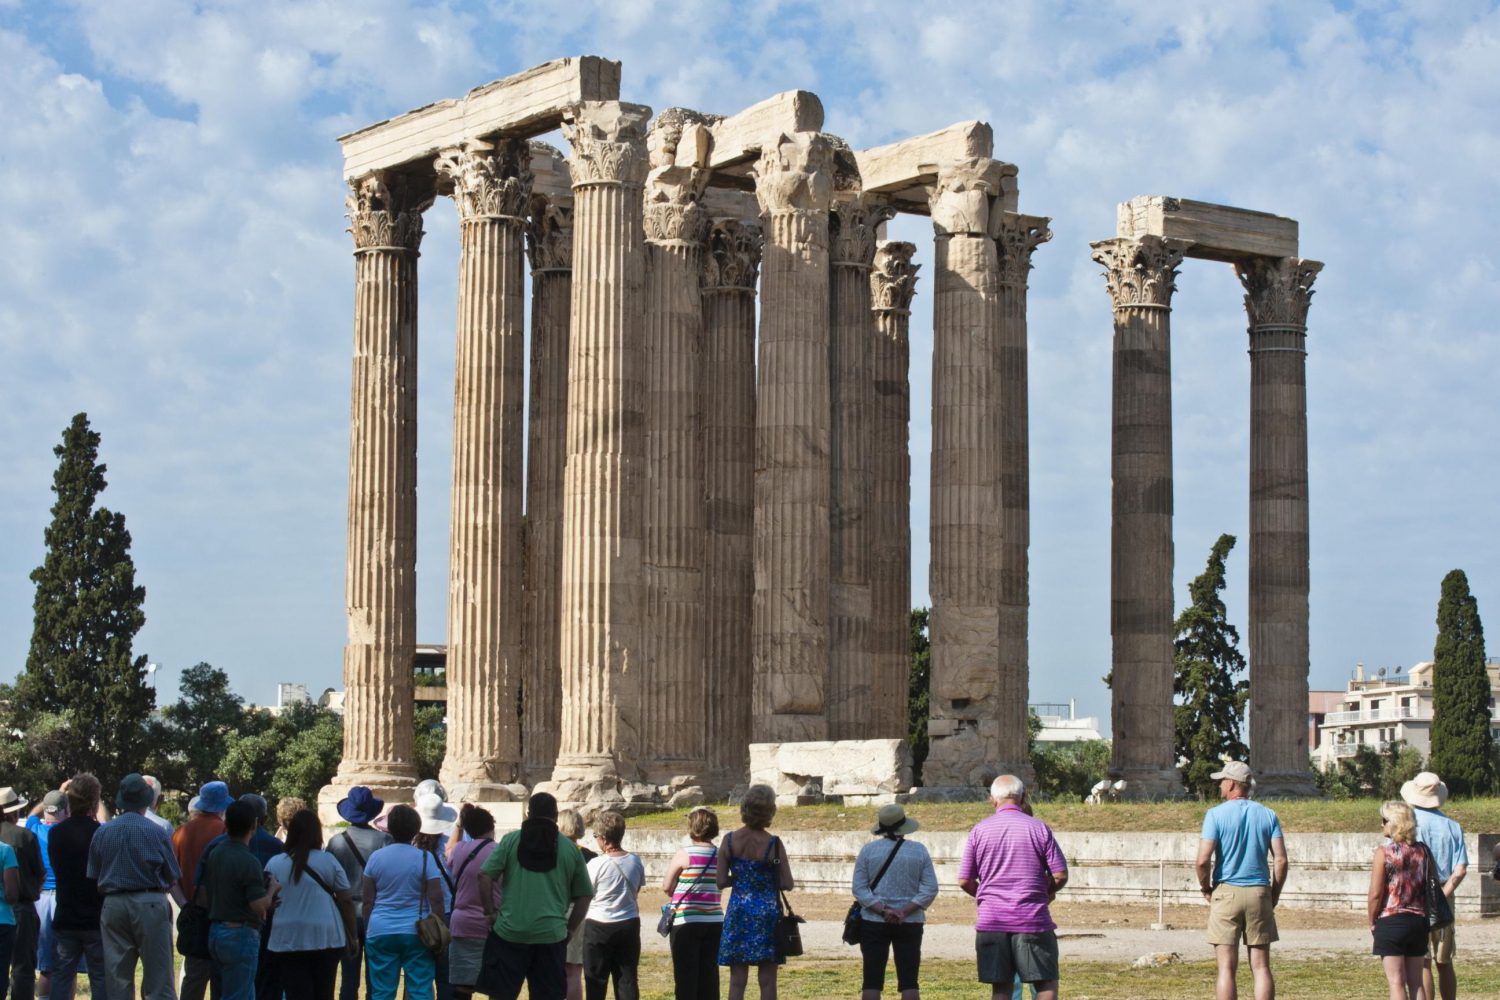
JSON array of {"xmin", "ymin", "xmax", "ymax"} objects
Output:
[{"xmin": 0, "ymin": 765, "xmax": 1487, "ymax": 1000}]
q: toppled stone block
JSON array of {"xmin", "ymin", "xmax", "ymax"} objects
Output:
[{"xmin": 749, "ymin": 740, "xmax": 912, "ymax": 805}]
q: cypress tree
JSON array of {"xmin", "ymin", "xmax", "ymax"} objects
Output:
[
  {"xmin": 17, "ymin": 413, "xmax": 154, "ymax": 794},
  {"xmin": 1173, "ymin": 534, "xmax": 1250, "ymax": 798},
  {"xmin": 1429, "ymin": 569, "xmax": 1494, "ymax": 796}
]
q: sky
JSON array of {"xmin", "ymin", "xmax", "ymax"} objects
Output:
[{"xmin": 1, "ymin": 1, "xmax": 1497, "ymax": 734}]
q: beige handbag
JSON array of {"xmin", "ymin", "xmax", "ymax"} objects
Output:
[{"xmin": 415, "ymin": 851, "xmax": 451, "ymax": 955}]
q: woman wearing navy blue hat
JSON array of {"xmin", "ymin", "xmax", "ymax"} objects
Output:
[{"xmin": 327, "ymin": 788, "xmax": 392, "ymax": 1000}]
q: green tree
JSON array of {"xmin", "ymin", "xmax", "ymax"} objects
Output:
[
  {"xmin": 1173, "ymin": 534, "xmax": 1249, "ymax": 798},
  {"xmin": 1033, "ymin": 740, "xmax": 1113, "ymax": 801},
  {"xmin": 1314, "ymin": 742, "xmax": 1424, "ymax": 800},
  {"xmin": 14, "ymin": 414, "xmax": 153, "ymax": 795},
  {"xmin": 1429, "ymin": 569, "xmax": 1494, "ymax": 795},
  {"xmin": 908, "ymin": 608, "xmax": 931, "ymax": 784},
  {"xmin": 218, "ymin": 701, "xmax": 340, "ymax": 807},
  {"xmin": 413, "ymin": 706, "xmax": 447, "ymax": 781},
  {"xmin": 161, "ymin": 662, "xmax": 246, "ymax": 792}
]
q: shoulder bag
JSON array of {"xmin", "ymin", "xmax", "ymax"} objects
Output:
[
  {"xmin": 659, "ymin": 845, "xmax": 716, "ymax": 937},
  {"xmin": 843, "ymin": 838, "xmax": 905, "ymax": 946},
  {"xmin": 1419, "ymin": 843, "xmax": 1455, "ymax": 930},
  {"xmin": 770, "ymin": 837, "xmax": 804, "ymax": 959},
  {"xmin": 415, "ymin": 850, "xmax": 452, "ymax": 955},
  {"xmin": 175, "ymin": 842, "xmax": 219, "ymax": 959}
]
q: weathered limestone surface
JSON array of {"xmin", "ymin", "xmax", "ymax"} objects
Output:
[
  {"xmin": 521, "ymin": 174, "xmax": 573, "ymax": 783},
  {"xmin": 870, "ymin": 242, "xmax": 919, "ymax": 739},
  {"xmin": 751, "ymin": 133, "xmax": 835, "ymax": 743},
  {"xmin": 547, "ymin": 101, "xmax": 654, "ymax": 811},
  {"xmin": 1117, "ymin": 196, "xmax": 1298, "ymax": 263},
  {"xmin": 922, "ymin": 159, "xmax": 1007, "ymax": 788},
  {"xmin": 749, "ymin": 740, "xmax": 914, "ymax": 805},
  {"xmin": 339, "ymin": 57, "xmax": 621, "ymax": 178},
  {"xmin": 435, "ymin": 139, "xmax": 530, "ymax": 795},
  {"xmin": 1239, "ymin": 256, "xmax": 1322, "ymax": 798},
  {"xmin": 327, "ymin": 172, "xmax": 432, "ymax": 805},
  {"xmin": 993, "ymin": 211, "xmax": 1051, "ymax": 786},
  {"xmin": 853, "ymin": 122, "xmax": 994, "ymax": 214},
  {"xmin": 641, "ymin": 111, "xmax": 713, "ymax": 784},
  {"xmin": 1091, "ymin": 234, "xmax": 1191, "ymax": 799},
  {"xmin": 706, "ymin": 91, "xmax": 824, "ymax": 170},
  {"xmin": 702, "ymin": 219, "xmax": 763, "ymax": 791}
]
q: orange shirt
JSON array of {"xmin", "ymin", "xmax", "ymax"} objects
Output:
[{"xmin": 172, "ymin": 815, "xmax": 225, "ymax": 898}]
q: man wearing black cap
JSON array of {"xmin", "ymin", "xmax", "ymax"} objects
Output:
[{"xmin": 0, "ymin": 787, "xmax": 44, "ymax": 1000}]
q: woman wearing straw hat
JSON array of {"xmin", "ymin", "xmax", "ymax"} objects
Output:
[{"xmin": 851, "ymin": 805, "xmax": 938, "ymax": 1000}]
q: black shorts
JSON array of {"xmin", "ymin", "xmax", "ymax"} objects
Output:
[
  {"xmin": 1372, "ymin": 914, "xmax": 1429, "ymax": 958},
  {"xmin": 976, "ymin": 931, "xmax": 1059, "ymax": 985},
  {"xmin": 858, "ymin": 921, "xmax": 923, "ymax": 992},
  {"xmin": 476, "ymin": 932, "xmax": 567, "ymax": 1000}
]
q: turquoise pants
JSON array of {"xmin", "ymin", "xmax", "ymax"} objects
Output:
[{"xmin": 365, "ymin": 934, "xmax": 435, "ymax": 1000}]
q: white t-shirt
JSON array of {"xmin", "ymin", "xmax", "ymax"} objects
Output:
[
  {"xmin": 265, "ymin": 851, "xmax": 350, "ymax": 952},
  {"xmin": 585, "ymin": 852, "xmax": 644, "ymax": 923}
]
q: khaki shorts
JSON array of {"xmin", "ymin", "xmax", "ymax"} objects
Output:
[
  {"xmin": 1430, "ymin": 923, "xmax": 1455, "ymax": 964},
  {"xmin": 1206, "ymin": 884, "xmax": 1278, "ymax": 947}
]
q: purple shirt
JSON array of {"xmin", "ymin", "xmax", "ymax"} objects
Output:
[{"xmin": 958, "ymin": 804, "xmax": 1067, "ymax": 933}]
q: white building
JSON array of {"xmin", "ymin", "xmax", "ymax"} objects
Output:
[
  {"xmin": 1031, "ymin": 701, "xmax": 1104, "ymax": 745},
  {"xmin": 1311, "ymin": 660, "xmax": 1500, "ymax": 772}
]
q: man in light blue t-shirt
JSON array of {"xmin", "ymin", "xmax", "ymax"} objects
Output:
[
  {"xmin": 1194, "ymin": 760, "xmax": 1288, "ymax": 1000},
  {"xmin": 1403, "ymin": 771, "xmax": 1467, "ymax": 1000}
]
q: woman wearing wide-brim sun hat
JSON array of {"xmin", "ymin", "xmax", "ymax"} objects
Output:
[{"xmin": 850, "ymin": 804, "xmax": 938, "ymax": 1000}]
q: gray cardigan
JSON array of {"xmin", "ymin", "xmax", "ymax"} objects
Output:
[{"xmin": 851, "ymin": 836, "xmax": 939, "ymax": 923}]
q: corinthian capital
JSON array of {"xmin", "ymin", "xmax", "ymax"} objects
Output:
[
  {"xmin": 526, "ymin": 195, "xmax": 575, "ymax": 272},
  {"xmin": 701, "ymin": 219, "xmax": 764, "ymax": 291},
  {"xmin": 346, "ymin": 172, "xmax": 435, "ymax": 253},
  {"xmin": 1090, "ymin": 235, "xmax": 1191, "ymax": 309},
  {"xmin": 752, "ymin": 133, "xmax": 834, "ymax": 217},
  {"xmin": 995, "ymin": 212, "xmax": 1053, "ymax": 287},
  {"xmin": 643, "ymin": 108, "xmax": 714, "ymax": 244},
  {"xmin": 830, "ymin": 195, "xmax": 893, "ymax": 268},
  {"xmin": 926, "ymin": 158, "xmax": 1003, "ymax": 237},
  {"xmin": 1237, "ymin": 256, "xmax": 1323, "ymax": 327},
  {"xmin": 434, "ymin": 138, "xmax": 532, "ymax": 221},
  {"xmin": 562, "ymin": 101, "xmax": 651, "ymax": 188},
  {"xmin": 870, "ymin": 242, "xmax": 920, "ymax": 313}
]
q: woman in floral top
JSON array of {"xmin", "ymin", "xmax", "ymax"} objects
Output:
[{"xmin": 1366, "ymin": 800, "xmax": 1428, "ymax": 1000}]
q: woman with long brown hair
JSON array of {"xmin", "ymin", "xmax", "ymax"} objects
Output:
[{"xmin": 265, "ymin": 809, "xmax": 358, "ymax": 1000}]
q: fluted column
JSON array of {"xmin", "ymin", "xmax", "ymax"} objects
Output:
[
  {"xmin": 1091, "ymin": 235, "xmax": 1191, "ymax": 799},
  {"xmin": 521, "ymin": 188, "xmax": 573, "ymax": 783},
  {"xmin": 922, "ymin": 159, "xmax": 1008, "ymax": 788},
  {"xmin": 1239, "ymin": 256, "xmax": 1322, "ymax": 798},
  {"xmin": 549, "ymin": 101, "xmax": 653, "ymax": 805},
  {"xmin": 870, "ymin": 242, "xmax": 919, "ymax": 738},
  {"xmin": 640, "ymin": 112, "xmax": 712, "ymax": 785},
  {"xmin": 703, "ymin": 219, "xmax": 763, "ymax": 791},
  {"xmin": 327, "ymin": 172, "xmax": 433, "ymax": 805},
  {"xmin": 751, "ymin": 133, "xmax": 835, "ymax": 743},
  {"xmin": 992, "ymin": 212, "xmax": 1052, "ymax": 779}
]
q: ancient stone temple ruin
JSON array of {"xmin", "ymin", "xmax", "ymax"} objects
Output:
[{"xmin": 319, "ymin": 56, "xmax": 1320, "ymax": 817}]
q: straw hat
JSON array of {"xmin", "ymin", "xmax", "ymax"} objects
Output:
[{"xmin": 870, "ymin": 803, "xmax": 919, "ymax": 837}]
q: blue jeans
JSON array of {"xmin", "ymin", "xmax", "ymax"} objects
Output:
[
  {"xmin": 209, "ymin": 924, "xmax": 261, "ymax": 1000},
  {"xmin": 364, "ymin": 934, "xmax": 433, "ymax": 1000}
]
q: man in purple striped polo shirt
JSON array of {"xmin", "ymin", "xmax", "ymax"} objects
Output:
[{"xmin": 958, "ymin": 774, "xmax": 1068, "ymax": 1000}]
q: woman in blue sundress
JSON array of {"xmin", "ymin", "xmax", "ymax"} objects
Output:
[{"xmin": 716, "ymin": 784, "xmax": 795, "ymax": 1000}]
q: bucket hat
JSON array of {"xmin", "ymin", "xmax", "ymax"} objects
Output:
[
  {"xmin": 416, "ymin": 791, "xmax": 458, "ymax": 835},
  {"xmin": 337, "ymin": 786, "xmax": 384, "ymax": 825},
  {"xmin": 116, "ymin": 774, "xmax": 155, "ymax": 813},
  {"xmin": 870, "ymin": 803, "xmax": 920, "ymax": 837},
  {"xmin": 195, "ymin": 781, "xmax": 233, "ymax": 814},
  {"xmin": 1401, "ymin": 771, "xmax": 1449, "ymax": 810}
]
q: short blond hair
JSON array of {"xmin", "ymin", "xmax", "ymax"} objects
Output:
[
  {"xmin": 557, "ymin": 808, "xmax": 585, "ymax": 841},
  {"xmin": 1381, "ymin": 801, "xmax": 1417, "ymax": 844},
  {"xmin": 740, "ymin": 784, "xmax": 777, "ymax": 830}
]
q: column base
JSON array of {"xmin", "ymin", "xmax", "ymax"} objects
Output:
[
  {"xmin": 317, "ymin": 778, "xmax": 416, "ymax": 828},
  {"xmin": 1252, "ymin": 769, "xmax": 1322, "ymax": 799},
  {"xmin": 439, "ymin": 757, "xmax": 526, "ymax": 796},
  {"xmin": 537, "ymin": 759, "xmax": 674, "ymax": 819},
  {"xmin": 1108, "ymin": 766, "xmax": 1186, "ymax": 801},
  {"xmin": 921, "ymin": 724, "xmax": 1034, "ymax": 791}
]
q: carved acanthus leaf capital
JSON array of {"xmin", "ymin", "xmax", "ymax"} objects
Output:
[
  {"xmin": 870, "ymin": 241, "xmax": 920, "ymax": 313},
  {"xmin": 1237, "ymin": 257, "xmax": 1323, "ymax": 327},
  {"xmin": 701, "ymin": 219, "xmax": 764, "ymax": 291},
  {"xmin": 1090, "ymin": 235, "xmax": 1191, "ymax": 309},
  {"xmin": 926, "ymin": 157, "xmax": 1003, "ymax": 237},
  {"xmin": 995, "ymin": 212, "xmax": 1053, "ymax": 286},
  {"xmin": 563, "ymin": 101, "xmax": 651, "ymax": 188},
  {"xmin": 346, "ymin": 172, "xmax": 435, "ymax": 253},
  {"xmin": 434, "ymin": 138, "xmax": 532, "ymax": 221},
  {"xmin": 830, "ymin": 195, "xmax": 894, "ymax": 267},
  {"xmin": 752, "ymin": 132, "xmax": 834, "ymax": 217},
  {"xmin": 526, "ymin": 195, "xmax": 575, "ymax": 272},
  {"xmin": 644, "ymin": 108, "xmax": 714, "ymax": 243}
]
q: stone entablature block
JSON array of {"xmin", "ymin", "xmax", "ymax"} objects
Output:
[{"xmin": 749, "ymin": 740, "xmax": 913, "ymax": 806}]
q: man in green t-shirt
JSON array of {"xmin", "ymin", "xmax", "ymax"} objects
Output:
[
  {"xmin": 200, "ymin": 800, "xmax": 279, "ymax": 1000},
  {"xmin": 477, "ymin": 793, "xmax": 591, "ymax": 1000}
]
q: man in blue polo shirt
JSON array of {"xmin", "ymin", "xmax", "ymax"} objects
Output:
[
  {"xmin": 1403, "ymin": 771, "xmax": 1467, "ymax": 1000},
  {"xmin": 1195, "ymin": 760, "xmax": 1288, "ymax": 1000}
]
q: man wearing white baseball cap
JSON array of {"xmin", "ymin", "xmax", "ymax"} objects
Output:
[
  {"xmin": 1194, "ymin": 760, "xmax": 1288, "ymax": 1000},
  {"xmin": 1401, "ymin": 771, "xmax": 1466, "ymax": 1000}
]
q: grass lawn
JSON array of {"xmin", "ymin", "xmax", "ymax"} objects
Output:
[{"xmin": 629, "ymin": 797, "xmax": 1500, "ymax": 834}]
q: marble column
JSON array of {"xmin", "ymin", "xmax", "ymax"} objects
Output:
[
  {"xmin": 922, "ymin": 159, "xmax": 1007, "ymax": 788},
  {"xmin": 750, "ymin": 133, "xmax": 835, "ymax": 743},
  {"xmin": 869, "ymin": 241, "xmax": 919, "ymax": 738},
  {"xmin": 640, "ymin": 112, "xmax": 712, "ymax": 786},
  {"xmin": 521, "ymin": 189, "xmax": 573, "ymax": 784},
  {"xmin": 702, "ymin": 219, "xmax": 763, "ymax": 790},
  {"xmin": 548, "ymin": 101, "xmax": 652, "ymax": 808},
  {"xmin": 1238, "ymin": 255, "xmax": 1322, "ymax": 798},
  {"xmin": 324, "ymin": 172, "xmax": 432, "ymax": 814},
  {"xmin": 828, "ymin": 189, "xmax": 887, "ymax": 739},
  {"xmin": 1090, "ymin": 234, "xmax": 1191, "ymax": 799},
  {"xmin": 433, "ymin": 139, "xmax": 530, "ymax": 796},
  {"xmin": 993, "ymin": 211, "xmax": 1052, "ymax": 779}
]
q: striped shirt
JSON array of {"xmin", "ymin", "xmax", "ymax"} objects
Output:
[
  {"xmin": 958, "ymin": 804, "xmax": 1068, "ymax": 934},
  {"xmin": 670, "ymin": 844, "xmax": 722, "ymax": 923}
]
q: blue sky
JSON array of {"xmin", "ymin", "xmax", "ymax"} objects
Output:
[{"xmin": 1, "ymin": 1, "xmax": 1496, "ymax": 733}]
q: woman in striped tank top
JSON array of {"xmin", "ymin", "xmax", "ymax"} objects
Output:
[{"xmin": 661, "ymin": 808, "xmax": 724, "ymax": 1000}]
